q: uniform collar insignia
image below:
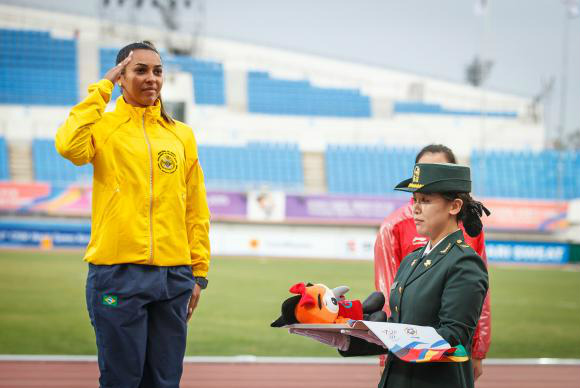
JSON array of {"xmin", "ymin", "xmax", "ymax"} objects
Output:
[{"xmin": 440, "ymin": 242, "xmax": 452, "ymax": 254}]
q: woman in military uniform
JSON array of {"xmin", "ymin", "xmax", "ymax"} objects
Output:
[{"xmin": 291, "ymin": 163, "xmax": 489, "ymax": 388}]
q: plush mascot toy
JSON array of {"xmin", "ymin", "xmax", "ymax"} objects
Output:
[{"xmin": 271, "ymin": 282, "xmax": 387, "ymax": 327}]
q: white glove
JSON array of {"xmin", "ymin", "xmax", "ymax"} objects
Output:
[
  {"xmin": 341, "ymin": 329, "xmax": 387, "ymax": 349},
  {"xmin": 288, "ymin": 329, "xmax": 351, "ymax": 351}
]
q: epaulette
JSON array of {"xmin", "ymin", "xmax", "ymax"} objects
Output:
[{"xmin": 454, "ymin": 239, "xmax": 475, "ymax": 253}]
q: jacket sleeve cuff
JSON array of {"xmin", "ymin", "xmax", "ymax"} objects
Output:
[
  {"xmin": 88, "ymin": 79, "xmax": 115, "ymax": 103},
  {"xmin": 192, "ymin": 268, "xmax": 208, "ymax": 278}
]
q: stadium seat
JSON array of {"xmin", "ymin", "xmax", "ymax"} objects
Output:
[
  {"xmin": 0, "ymin": 137, "xmax": 9, "ymax": 180},
  {"xmin": 393, "ymin": 101, "xmax": 517, "ymax": 118},
  {"xmin": 470, "ymin": 149, "xmax": 580, "ymax": 200},
  {"xmin": 247, "ymin": 71, "xmax": 371, "ymax": 117},
  {"xmin": 32, "ymin": 139, "xmax": 92, "ymax": 188},
  {"xmin": 0, "ymin": 28, "xmax": 78, "ymax": 106},
  {"xmin": 197, "ymin": 142, "xmax": 304, "ymax": 191},
  {"xmin": 325, "ymin": 145, "xmax": 418, "ymax": 195}
]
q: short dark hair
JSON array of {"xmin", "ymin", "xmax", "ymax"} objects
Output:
[
  {"xmin": 415, "ymin": 144, "xmax": 457, "ymax": 164},
  {"xmin": 116, "ymin": 41, "xmax": 175, "ymax": 124}
]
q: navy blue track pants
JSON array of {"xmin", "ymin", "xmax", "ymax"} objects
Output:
[{"xmin": 86, "ymin": 263, "xmax": 195, "ymax": 388}]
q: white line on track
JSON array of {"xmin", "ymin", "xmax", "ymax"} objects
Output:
[{"xmin": 1, "ymin": 355, "xmax": 579, "ymax": 365}]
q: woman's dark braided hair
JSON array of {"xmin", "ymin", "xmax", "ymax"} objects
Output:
[
  {"xmin": 115, "ymin": 41, "xmax": 174, "ymax": 124},
  {"xmin": 441, "ymin": 192, "xmax": 491, "ymax": 237}
]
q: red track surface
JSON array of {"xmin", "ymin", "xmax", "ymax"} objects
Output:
[{"xmin": 1, "ymin": 361, "xmax": 579, "ymax": 388}]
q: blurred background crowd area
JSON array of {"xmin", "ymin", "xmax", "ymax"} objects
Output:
[{"xmin": 0, "ymin": 0, "xmax": 579, "ymax": 262}]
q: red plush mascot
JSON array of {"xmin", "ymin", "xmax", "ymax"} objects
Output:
[{"xmin": 271, "ymin": 282, "xmax": 387, "ymax": 327}]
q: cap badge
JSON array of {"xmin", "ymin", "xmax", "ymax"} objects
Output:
[{"xmin": 408, "ymin": 165, "xmax": 424, "ymax": 189}]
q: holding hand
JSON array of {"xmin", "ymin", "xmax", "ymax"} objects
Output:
[
  {"xmin": 288, "ymin": 329, "xmax": 351, "ymax": 351},
  {"xmin": 104, "ymin": 51, "xmax": 133, "ymax": 84},
  {"xmin": 341, "ymin": 329, "xmax": 387, "ymax": 348}
]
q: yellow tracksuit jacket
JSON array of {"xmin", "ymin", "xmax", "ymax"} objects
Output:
[{"xmin": 56, "ymin": 79, "xmax": 210, "ymax": 277}]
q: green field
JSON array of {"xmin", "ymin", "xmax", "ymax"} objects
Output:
[{"xmin": 0, "ymin": 250, "xmax": 579, "ymax": 358}]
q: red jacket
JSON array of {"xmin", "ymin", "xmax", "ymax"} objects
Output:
[{"xmin": 374, "ymin": 201, "xmax": 491, "ymax": 360}]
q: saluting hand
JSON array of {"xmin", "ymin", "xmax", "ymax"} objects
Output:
[{"xmin": 104, "ymin": 51, "xmax": 133, "ymax": 84}]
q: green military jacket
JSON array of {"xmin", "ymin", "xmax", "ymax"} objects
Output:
[{"xmin": 340, "ymin": 229, "xmax": 488, "ymax": 388}]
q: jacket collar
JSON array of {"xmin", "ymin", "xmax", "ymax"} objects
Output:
[
  {"xmin": 114, "ymin": 96, "xmax": 162, "ymax": 124},
  {"xmin": 402, "ymin": 229, "xmax": 465, "ymax": 287}
]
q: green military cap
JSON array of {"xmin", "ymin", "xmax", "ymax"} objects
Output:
[{"xmin": 394, "ymin": 163, "xmax": 471, "ymax": 193}]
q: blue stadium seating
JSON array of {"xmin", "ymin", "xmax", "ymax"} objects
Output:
[
  {"xmin": 326, "ymin": 146, "xmax": 580, "ymax": 199},
  {"xmin": 0, "ymin": 28, "xmax": 78, "ymax": 105},
  {"xmin": 393, "ymin": 101, "xmax": 517, "ymax": 118},
  {"xmin": 21, "ymin": 138, "xmax": 580, "ymax": 200},
  {"xmin": 100, "ymin": 48, "xmax": 225, "ymax": 105},
  {"xmin": 325, "ymin": 145, "xmax": 418, "ymax": 195},
  {"xmin": 167, "ymin": 55, "xmax": 225, "ymax": 105},
  {"xmin": 0, "ymin": 137, "xmax": 9, "ymax": 180},
  {"xmin": 32, "ymin": 139, "xmax": 92, "ymax": 188},
  {"xmin": 198, "ymin": 142, "xmax": 303, "ymax": 190},
  {"xmin": 248, "ymin": 71, "xmax": 371, "ymax": 117},
  {"xmin": 31, "ymin": 139, "xmax": 302, "ymax": 191},
  {"xmin": 471, "ymin": 150, "xmax": 580, "ymax": 199}
]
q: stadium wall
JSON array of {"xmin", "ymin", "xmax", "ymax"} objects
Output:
[
  {"xmin": 0, "ymin": 218, "xmax": 576, "ymax": 265},
  {"xmin": 0, "ymin": 104, "xmax": 545, "ymax": 159},
  {"xmin": 2, "ymin": 4, "xmax": 574, "ymax": 262},
  {"xmin": 0, "ymin": 4, "xmax": 546, "ymax": 158}
]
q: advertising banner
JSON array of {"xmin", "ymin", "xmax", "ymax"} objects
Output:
[
  {"xmin": 285, "ymin": 194, "xmax": 406, "ymax": 224},
  {"xmin": 30, "ymin": 185, "xmax": 91, "ymax": 216},
  {"xmin": 206, "ymin": 191, "xmax": 247, "ymax": 219},
  {"xmin": 486, "ymin": 240, "xmax": 570, "ymax": 264},
  {"xmin": 0, "ymin": 220, "xmax": 377, "ymax": 259},
  {"xmin": 0, "ymin": 182, "xmax": 51, "ymax": 211},
  {"xmin": 209, "ymin": 223, "xmax": 376, "ymax": 260},
  {"xmin": 0, "ymin": 182, "xmax": 571, "ymax": 232},
  {"xmin": 482, "ymin": 199, "xmax": 568, "ymax": 232},
  {"xmin": 0, "ymin": 220, "xmax": 572, "ymax": 264},
  {"xmin": 0, "ymin": 220, "xmax": 91, "ymax": 249},
  {"xmin": 247, "ymin": 190, "xmax": 286, "ymax": 222}
]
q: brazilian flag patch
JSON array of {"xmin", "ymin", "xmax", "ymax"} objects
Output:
[{"xmin": 102, "ymin": 294, "xmax": 118, "ymax": 307}]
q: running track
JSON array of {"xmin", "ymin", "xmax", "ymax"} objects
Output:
[{"xmin": 1, "ymin": 357, "xmax": 579, "ymax": 388}]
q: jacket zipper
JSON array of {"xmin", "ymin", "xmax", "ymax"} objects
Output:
[{"xmin": 142, "ymin": 114, "xmax": 154, "ymax": 264}]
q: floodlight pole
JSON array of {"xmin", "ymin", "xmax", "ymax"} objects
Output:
[
  {"xmin": 478, "ymin": 2, "xmax": 489, "ymax": 153},
  {"xmin": 558, "ymin": 9, "xmax": 570, "ymax": 146}
]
